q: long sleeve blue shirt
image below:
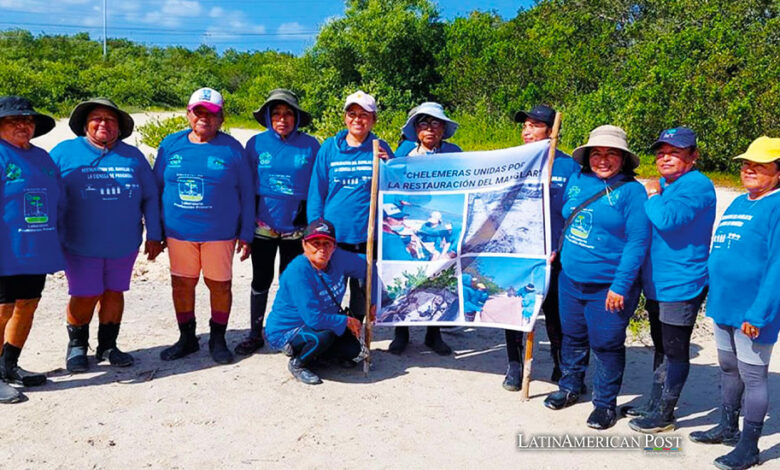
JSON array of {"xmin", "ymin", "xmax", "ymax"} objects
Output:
[
  {"xmin": 153, "ymin": 130, "xmax": 255, "ymax": 243},
  {"xmin": 51, "ymin": 137, "xmax": 162, "ymax": 258},
  {"xmin": 641, "ymin": 170, "xmax": 716, "ymax": 302},
  {"xmin": 0, "ymin": 139, "xmax": 65, "ymax": 275},
  {"xmin": 549, "ymin": 150, "xmax": 581, "ymax": 250},
  {"xmin": 246, "ymin": 129, "xmax": 320, "ymax": 234},
  {"xmin": 265, "ymin": 248, "xmax": 366, "ymax": 349},
  {"xmin": 306, "ymin": 130, "xmax": 393, "ymax": 244},
  {"xmin": 707, "ymin": 190, "xmax": 780, "ymax": 344},
  {"xmin": 560, "ymin": 172, "xmax": 650, "ymax": 296}
]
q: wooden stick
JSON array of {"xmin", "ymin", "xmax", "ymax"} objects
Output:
[
  {"xmin": 521, "ymin": 111, "xmax": 562, "ymax": 401},
  {"xmin": 362, "ymin": 140, "xmax": 381, "ymax": 374}
]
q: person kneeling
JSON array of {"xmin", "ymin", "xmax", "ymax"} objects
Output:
[{"xmin": 265, "ymin": 219, "xmax": 365, "ymax": 385}]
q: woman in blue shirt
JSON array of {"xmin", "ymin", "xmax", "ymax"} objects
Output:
[
  {"xmin": 234, "ymin": 89, "xmax": 320, "ymax": 356},
  {"xmin": 0, "ymin": 96, "xmax": 62, "ymax": 404},
  {"xmin": 689, "ymin": 137, "xmax": 780, "ymax": 470},
  {"xmin": 388, "ymin": 102, "xmax": 460, "ymax": 356},
  {"xmin": 543, "ymin": 125, "xmax": 650, "ymax": 430},
  {"xmin": 52, "ymin": 98, "xmax": 163, "ymax": 374}
]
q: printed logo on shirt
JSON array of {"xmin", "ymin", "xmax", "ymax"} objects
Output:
[
  {"xmin": 207, "ymin": 156, "xmax": 227, "ymax": 170},
  {"xmin": 4, "ymin": 163, "xmax": 21, "ymax": 181},
  {"xmin": 23, "ymin": 189, "xmax": 49, "ymax": 224},
  {"xmin": 566, "ymin": 208, "xmax": 594, "ymax": 249},
  {"xmin": 294, "ymin": 154, "xmax": 308, "ymax": 168},
  {"xmin": 567, "ymin": 185, "xmax": 581, "ymax": 199},
  {"xmin": 257, "ymin": 152, "xmax": 272, "ymax": 167},
  {"xmin": 177, "ymin": 176, "xmax": 204, "ymax": 202},
  {"xmin": 269, "ymin": 174, "xmax": 294, "ymax": 195},
  {"xmin": 168, "ymin": 154, "xmax": 183, "ymax": 167}
]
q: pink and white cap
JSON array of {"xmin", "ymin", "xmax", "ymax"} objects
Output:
[
  {"xmin": 187, "ymin": 87, "xmax": 224, "ymax": 113},
  {"xmin": 343, "ymin": 90, "xmax": 377, "ymax": 113}
]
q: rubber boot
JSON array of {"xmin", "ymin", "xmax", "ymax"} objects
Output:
[
  {"xmin": 208, "ymin": 320, "xmax": 233, "ymax": 365},
  {"xmin": 629, "ymin": 398, "xmax": 677, "ymax": 433},
  {"xmin": 234, "ymin": 290, "xmax": 267, "ymax": 356},
  {"xmin": 66, "ymin": 324, "xmax": 90, "ymax": 373},
  {"xmin": 0, "ymin": 381, "xmax": 22, "ymax": 404},
  {"xmin": 689, "ymin": 405, "xmax": 741, "ymax": 446},
  {"xmin": 550, "ymin": 344, "xmax": 562, "ymax": 383},
  {"xmin": 502, "ymin": 361, "xmax": 522, "ymax": 391},
  {"xmin": 714, "ymin": 420, "xmax": 762, "ymax": 470},
  {"xmin": 288, "ymin": 357, "xmax": 321, "ymax": 385},
  {"xmin": 621, "ymin": 380, "xmax": 663, "ymax": 418},
  {"xmin": 95, "ymin": 323, "xmax": 134, "ymax": 367},
  {"xmin": 0, "ymin": 343, "xmax": 46, "ymax": 386},
  {"xmin": 388, "ymin": 326, "xmax": 409, "ymax": 355},
  {"xmin": 160, "ymin": 319, "xmax": 199, "ymax": 361},
  {"xmin": 424, "ymin": 326, "xmax": 452, "ymax": 356}
]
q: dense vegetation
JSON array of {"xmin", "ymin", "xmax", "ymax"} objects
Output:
[{"xmin": 1, "ymin": 0, "xmax": 777, "ymax": 171}]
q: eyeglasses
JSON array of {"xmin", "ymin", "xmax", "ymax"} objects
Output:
[
  {"xmin": 416, "ymin": 119, "xmax": 443, "ymax": 130},
  {"xmin": 346, "ymin": 111, "xmax": 372, "ymax": 121}
]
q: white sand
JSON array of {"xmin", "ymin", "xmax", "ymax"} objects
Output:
[{"xmin": 2, "ymin": 114, "xmax": 775, "ymax": 469}]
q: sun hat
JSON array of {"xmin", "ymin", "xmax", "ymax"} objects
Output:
[
  {"xmin": 514, "ymin": 104, "xmax": 556, "ymax": 127},
  {"xmin": 343, "ymin": 90, "xmax": 377, "ymax": 113},
  {"xmin": 187, "ymin": 87, "xmax": 223, "ymax": 114},
  {"xmin": 572, "ymin": 125, "xmax": 640, "ymax": 169},
  {"xmin": 303, "ymin": 218, "xmax": 336, "ymax": 242},
  {"xmin": 0, "ymin": 96, "xmax": 55, "ymax": 138},
  {"xmin": 427, "ymin": 210, "xmax": 443, "ymax": 224},
  {"xmin": 68, "ymin": 97, "xmax": 134, "ymax": 140},
  {"xmin": 401, "ymin": 102, "xmax": 459, "ymax": 141},
  {"xmin": 252, "ymin": 88, "xmax": 312, "ymax": 128},
  {"xmin": 733, "ymin": 136, "xmax": 780, "ymax": 164},
  {"xmin": 651, "ymin": 126, "xmax": 697, "ymax": 150}
]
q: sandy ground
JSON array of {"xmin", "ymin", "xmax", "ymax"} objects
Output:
[{"xmin": 1, "ymin": 114, "xmax": 776, "ymax": 469}]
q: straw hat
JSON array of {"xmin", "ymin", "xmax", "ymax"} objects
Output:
[{"xmin": 572, "ymin": 125, "xmax": 639, "ymax": 169}]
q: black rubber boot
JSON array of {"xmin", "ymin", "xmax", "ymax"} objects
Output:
[
  {"xmin": 208, "ymin": 320, "xmax": 234, "ymax": 365},
  {"xmin": 689, "ymin": 405, "xmax": 741, "ymax": 446},
  {"xmin": 587, "ymin": 407, "xmax": 618, "ymax": 430},
  {"xmin": 288, "ymin": 357, "xmax": 321, "ymax": 385},
  {"xmin": 160, "ymin": 319, "xmax": 199, "ymax": 361},
  {"xmin": 502, "ymin": 361, "xmax": 522, "ymax": 391},
  {"xmin": 550, "ymin": 345, "xmax": 562, "ymax": 383},
  {"xmin": 629, "ymin": 398, "xmax": 677, "ymax": 433},
  {"xmin": 424, "ymin": 326, "xmax": 452, "ymax": 356},
  {"xmin": 621, "ymin": 380, "xmax": 663, "ymax": 418},
  {"xmin": 0, "ymin": 381, "xmax": 22, "ymax": 404},
  {"xmin": 388, "ymin": 326, "xmax": 409, "ymax": 355},
  {"xmin": 95, "ymin": 323, "xmax": 134, "ymax": 367},
  {"xmin": 714, "ymin": 420, "xmax": 762, "ymax": 470},
  {"xmin": 234, "ymin": 290, "xmax": 267, "ymax": 356},
  {"xmin": 0, "ymin": 343, "xmax": 46, "ymax": 386},
  {"xmin": 66, "ymin": 324, "xmax": 90, "ymax": 373}
]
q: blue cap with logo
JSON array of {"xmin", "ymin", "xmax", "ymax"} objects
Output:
[
  {"xmin": 651, "ymin": 126, "xmax": 697, "ymax": 150},
  {"xmin": 304, "ymin": 218, "xmax": 336, "ymax": 242}
]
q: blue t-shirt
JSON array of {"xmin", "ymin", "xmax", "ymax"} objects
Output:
[
  {"xmin": 246, "ymin": 129, "xmax": 320, "ymax": 233},
  {"xmin": 549, "ymin": 150, "xmax": 580, "ymax": 250},
  {"xmin": 0, "ymin": 139, "xmax": 65, "ymax": 275},
  {"xmin": 307, "ymin": 130, "xmax": 394, "ymax": 244},
  {"xmin": 51, "ymin": 137, "xmax": 162, "ymax": 258},
  {"xmin": 641, "ymin": 170, "xmax": 716, "ymax": 302},
  {"xmin": 153, "ymin": 130, "xmax": 255, "ymax": 242},
  {"xmin": 395, "ymin": 139, "xmax": 462, "ymax": 156},
  {"xmin": 560, "ymin": 172, "xmax": 650, "ymax": 296},
  {"xmin": 265, "ymin": 248, "xmax": 366, "ymax": 349},
  {"xmin": 707, "ymin": 190, "xmax": 780, "ymax": 344}
]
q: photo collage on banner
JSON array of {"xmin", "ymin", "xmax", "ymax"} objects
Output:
[{"xmin": 375, "ymin": 140, "xmax": 552, "ymax": 332}]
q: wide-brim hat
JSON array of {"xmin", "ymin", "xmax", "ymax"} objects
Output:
[
  {"xmin": 253, "ymin": 89, "xmax": 312, "ymax": 128},
  {"xmin": 572, "ymin": 125, "xmax": 640, "ymax": 169},
  {"xmin": 733, "ymin": 136, "xmax": 780, "ymax": 164},
  {"xmin": 68, "ymin": 98, "xmax": 134, "ymax": 140},
  {"xmin": 0, "ymin": 96, "xmax": 56, "ymax": 138},
  {"xmin": 402, "ymin": 102, "xmax": 459, "ymax": 141}
]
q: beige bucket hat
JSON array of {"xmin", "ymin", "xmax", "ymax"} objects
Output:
[{"xmin": 572, "ymin": 125, "xmax": 639, "ymax": 169}]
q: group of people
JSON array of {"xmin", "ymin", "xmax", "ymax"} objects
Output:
[{"xmin": 0, "ymin": 88, "xmax": 777, "ymax": 470}]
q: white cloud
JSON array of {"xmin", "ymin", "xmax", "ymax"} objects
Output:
[
  {"xmin": 277, "ymin": 22, "xmax": 304, "ymax": 35},
  {"xmin": 161, "ymin": 0, "xmax": 202, "ymax": 17},
  {"xmin": 208, "ymin": 6, "xmax": 224, "ymax": 18},
  {"xmin": 204, "ymin": 7, "xmax": 266, "ymax": 38}
]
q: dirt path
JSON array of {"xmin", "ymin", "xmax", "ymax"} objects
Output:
[{"xmin": 3, "ymin": 113, "xmax": 775, "ymax": 470}]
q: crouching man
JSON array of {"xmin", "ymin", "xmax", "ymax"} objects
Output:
[{"xmin": 265, "ymin": 218, "xmax": 365, "ymax": 385}]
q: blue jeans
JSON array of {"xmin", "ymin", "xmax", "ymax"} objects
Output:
[
  {"xmin": 558, "ymin": 272, "xmax": 640, "ymax": 410},
  {"xmin": 289, "ymin": 325, "xmax": 361, "ymax": 365}
]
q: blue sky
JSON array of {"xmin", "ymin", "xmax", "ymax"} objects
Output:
[{"xmin": 0, "ymin": 0, "xmax": 533, "ymax": 54}]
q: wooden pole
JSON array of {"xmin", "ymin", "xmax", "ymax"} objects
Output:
[
  {"xmin": 521, "ymin": 111, "xmax": 562, "ymax": 401},
  {"xmin": 362, "ymin": 140, "xmax": 381, "ymax": 374}
]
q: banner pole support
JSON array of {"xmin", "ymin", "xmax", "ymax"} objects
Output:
[
  {"xmin": 362, "ymin": 140, "xmax": 381, "ymax": 375},
  {"xmin": 521, "ymin": 111, "xmax": 562, "ymax": 401}
]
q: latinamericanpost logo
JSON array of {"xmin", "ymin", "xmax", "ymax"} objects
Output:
[{"xmin": 517, "ymin": 433, "xmax": 682, "ymax": 456}]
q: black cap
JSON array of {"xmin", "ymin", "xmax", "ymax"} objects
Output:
[
  {"xmin": 0, "ymin": 96, "xmax": 56, "ymax": 138},
  {"xmin": 514, "ymin": 104, "xmax": 556, "ymax": 127},
  {"xmin": 303, "ymin": 218, "xmax": 336, "ymax": 242}
]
